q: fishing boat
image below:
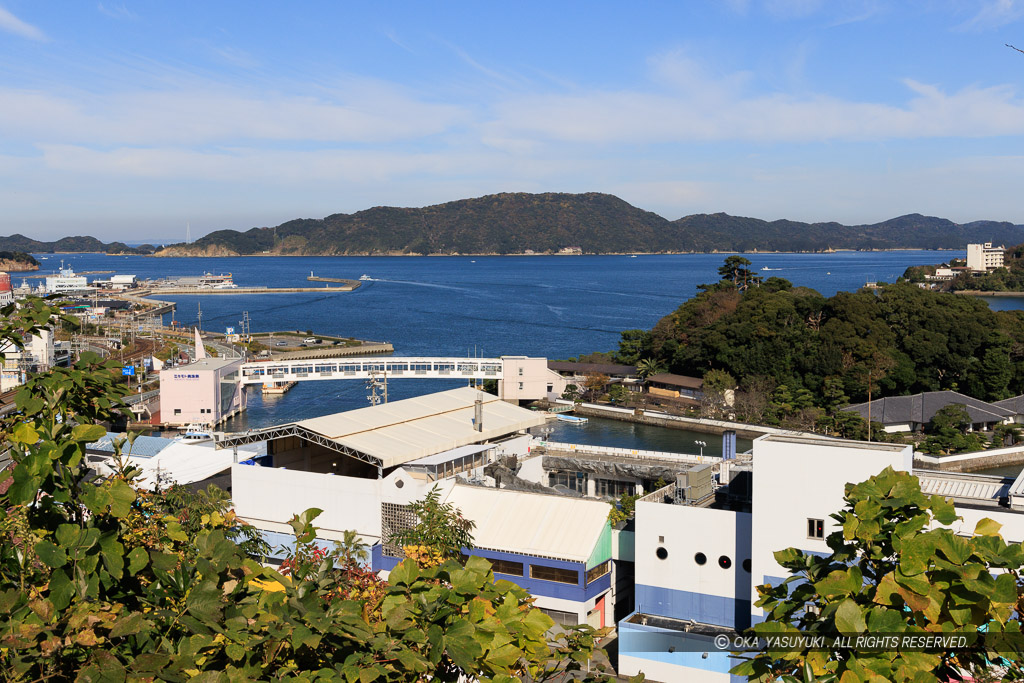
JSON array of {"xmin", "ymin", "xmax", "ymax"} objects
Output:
[
  {"xmin": 359, "ymin": 274, "xmax": 372, "ymax": 281},
  {"xmin": 556, "ymin": 414, "xmax": 588, "ymax": 424}
]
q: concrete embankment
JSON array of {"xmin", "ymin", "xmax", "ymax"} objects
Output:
[
  {"xmin": 914, "ymin": 444, "xmax": 1024, "ymax": 473},
  {"xmin": 139, "ymin": 285, "xmax": 357, "ymax": 295},
  {"xmin": 553, "ymin": 400, "xmax": 815, "ymax": 440}
]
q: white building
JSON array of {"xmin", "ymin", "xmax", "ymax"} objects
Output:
[
  {"xmin": 0, "ymin": 327, "xmax": 55, "ymax": 392},
  {"xmin": 44, "ymin": 265, "xmax": 89, "ymax": 294},
  {"xmin": 966, "ymin": 242, "xmax": 1005, "ymax": 272}
]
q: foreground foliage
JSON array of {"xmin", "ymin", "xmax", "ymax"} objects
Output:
[
  {"xmin": 0, "ymin": 301, "xmax": 627, "ymax": 681},
  {"xmin": 734, "ymin": 467, "xmax": 1024, "ymax": 682}
]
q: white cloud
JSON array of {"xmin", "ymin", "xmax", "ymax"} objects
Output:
[
  {"xmin": 0, "ymin": 5, "xmax": 45, "ymax": 40},
  {"xmin": 957, "ymin": 0, "xmax": 1024, "ymax": 31},
  {"xmin": 0, "ymin": 82, "xmax": 469, "ymax": 146}
]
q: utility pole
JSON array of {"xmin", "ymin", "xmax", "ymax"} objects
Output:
[{"xmin": 197, "ymin": 302, "xmax": 202, "ymax": 334}]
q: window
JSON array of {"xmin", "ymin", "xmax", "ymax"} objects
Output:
[
  {"xmin": 807, "ymin": 518, "xmax": 825, "ymax": 540},
  {"xmin": 174, "ymin": 409, "xmax": 181, "ymax": 415},
  {"xmin": 548, "ymin": 470, "xmax": 587, "ymax": 493},
  {"xmin": 518, "ymin": 367, "xmax": 523, "ymax": 376},
  {"xmin": 586, "ymin": 561, "xmax": 610, "ymax": 583},
  {"xmin": 694, "ymin": 552, "xmax": 706, "ymax": 565},
  {"xmin": 595, "ymin": 479, "xmax": 634, "ymax": 499},
  {"xmin": 539, "ymin": 608, "xmax": 578, "ymax": 627},
  {"xmin": 656, "ymin": 547, "xmax": 668, "ymax": 560},
  {"xmin": 518, "ymin": 382, "xmax": 523, "ymax": 390},
  {"xmin": 489, "ymin": 558, "xmax": 524, "ymax": 576},
  {"xmin": 718, "ymin": 555, "xmax": 732, "ymax": 569},
  {"xmin": 530, "ymin": 564, "xmax": 579, "ymax": 584},
  {"xmin": 742, "ymin": 559, "xmax": 751, "ymax": 573}
]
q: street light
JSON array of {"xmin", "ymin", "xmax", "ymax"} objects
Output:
[{"xmin": 695, "ymin": 440, "xmax": 707, "ymax": 457}]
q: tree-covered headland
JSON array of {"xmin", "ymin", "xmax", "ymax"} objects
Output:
[{"xmin": 612, "ymin": 257, "xmax": 1024, "ymax": 438}]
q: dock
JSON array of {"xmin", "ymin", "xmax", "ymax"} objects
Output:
[
  {"xmin": 307, "ymin": 274, "xmax": 361, "ymax": 287},
  {"xmin": 137, "ymin": 284, "xmax": 358, "ymax": 295}
]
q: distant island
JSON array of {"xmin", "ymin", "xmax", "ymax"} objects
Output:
[
  {"xmin": 0, "ymin": 251, "xmax": 40, "ymax": 272},
  {"xmin": 6, "ymin": 192, "xmax": 1024, "ymax": 257},
  {"xmin": 0, "ymin": 235, "xmax": 155, "ymax": 256}
]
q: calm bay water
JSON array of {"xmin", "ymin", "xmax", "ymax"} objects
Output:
[{"xmin": 33, "ymin": 250, "xmax": 966, "ymax": 436}]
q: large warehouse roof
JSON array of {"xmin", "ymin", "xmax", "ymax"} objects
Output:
[
  {"xmin": 287, "ymin": 387, "xmax": 547, "ymax": 469},
  {"xmin": 444, "ymin": 484, "xmax": 611, "ymax": 565}
]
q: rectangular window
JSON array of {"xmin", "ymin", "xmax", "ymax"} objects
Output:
[
  {"xmin": 518, "ymin": 382, "xmax": 523, "ymax": 390},
  {"xmin": 548, "ymin": 470, "xmax": 587, "ymax": 493},
  {"xmin": 807, "ymin": 518, "xmax": 824, "ymax": 540},
  {"xmin": 530, "ymin": 564, "xmax": 579, "ymax": 585},
  {"xmin": 174, "ymin": 409, "xmax": 181, "ymax": 415},
  {"xmin": 585, "ymin": 561, "xmax": 610, "ymax": 584},
  {"xmin": 490, "ymin": 558, "xmax": 525, "ymax": 576},
  {"xmin": 460, "ymin": 555, "xmax": 524, "ymax": 576},
  {"xmin": 595, "ymin": 479, "xmax": 635, "ymax": 499},
  {"xmin": 538, "ymin": 607, "xmax": 578, "ymax": 627}
]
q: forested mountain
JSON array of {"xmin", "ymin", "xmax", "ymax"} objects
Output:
[
  {"xmin": 0, "ymin": 234, "xmax": 154, "ymax": 255},
  {"xmin": 147, "ymin": 193, "xmax": 1024, "ymax": 256},
  {"xmin": 7, "ymin": 193, "xmax": 1023, "ymax": 256}
]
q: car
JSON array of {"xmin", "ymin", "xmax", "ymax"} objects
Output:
[
  {"xmin": 298, "ymin": 343, "xmax": 307, "ymax": 347},
  {"xmin": 275, "ymin": 341, "xmax": 287, "ymax": 346},
  {"xmin": 304, "ymin": 337, "xmax": 318, "ymax": 344}
]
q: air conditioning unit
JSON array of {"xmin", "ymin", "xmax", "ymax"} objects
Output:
[{"xmin": 675, "ymin": 463, "xmax": 714, "ymax": 504}]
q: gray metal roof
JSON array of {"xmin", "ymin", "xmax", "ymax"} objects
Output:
[
  {"xmin": 916, "ymin": 470, "xmax": 1011, "ymax": 503},
  {"xmin": 843, "ymin": 391, "xmax": 1013, "ymax": 426},
  {"xmin": 87, "ymin": 432, "xmax": 174, "ymax": 459},
  {"xmin": 548, "ymin": 361, "xmax": 637, "ymax": 376}
]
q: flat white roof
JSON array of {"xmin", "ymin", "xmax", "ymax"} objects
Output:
[
  {"xmin": 294, "ymin": 387, "xmax": 547, "ymax": 469},
  {"xmin": 444, "ymin": 484, "xmax": 609, "ymax": 564}
]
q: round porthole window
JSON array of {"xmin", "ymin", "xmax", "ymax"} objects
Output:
[
  {"xmin": 694, "ymin": 552, "xmax": 707, "ymax": 565},
  {"xmin": 742, "ymin": 559, "xmax": 751, "ymax": 572},
  {"xmin": 656, "ymin": 547, "xmax": 668, "ymax": 560},
  {"xmin": 718, "ymin": 555, "xmax": 732, "ymax": 569},
  {"xmin": 395, "ymin": 479, "xmax": 404, "ymax": 488}
]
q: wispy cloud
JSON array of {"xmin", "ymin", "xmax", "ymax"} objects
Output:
[
  {"xmin": 0, "ymin": 5, "xmax": 46, "ymax": 41},
  {"xmin": 97, "ymin": 2, "xmax": 137, "ymax": 21},
  {"xmin": 956, "ymin": 0, "xmax": 1024, "ymax": 31}
]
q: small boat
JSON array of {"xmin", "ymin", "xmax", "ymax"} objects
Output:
[
  {"xmin": 359, "ymin": 274, "xmax": 372, "ymax": 281},
  {"xmin": 174, "ymin": 423, "xmax": 214, "ymax": 443},
  {"xmin": 556, "ymin": 414, "xmax": 589, "ymax": 424}
]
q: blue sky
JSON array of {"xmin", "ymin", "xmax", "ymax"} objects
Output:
[{"xmin": 4, "ymin": 1, "xmax": 1024, "ymax": 241}]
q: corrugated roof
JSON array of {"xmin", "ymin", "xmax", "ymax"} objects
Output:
[
  {"xmin": 917, "ymin": 471, "xmax": 1010, "ymax": 503},
  {"xmin": 91, "ymin": 440, "xmax": 255, "ymax": 488},
  {"xmin": 293, "ymin": 387, "xmax": 547, "ymax": 469},
  {"xmin": 406, "ymin": 443, "xmax": 495, "ymax": 466},
  {"xmin": 87, "ymin": 432, "xmax": 174, "ymax": 459},
  {"xmin": 444, "ymin": 484, "xmax": 611, "ymax": 565}
]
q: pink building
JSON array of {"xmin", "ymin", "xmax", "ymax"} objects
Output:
[{"xmin": 158, "ymin": 357, "xmax": 246, "ymax": 427}]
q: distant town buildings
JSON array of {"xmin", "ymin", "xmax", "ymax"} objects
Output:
[{"xmin": 966, "ymin": 242, "xmax": 1005, "ymax": 272}]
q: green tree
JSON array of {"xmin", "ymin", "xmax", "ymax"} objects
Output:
[
  {"xmin": 922, "ymin": 404, "xmax": 986, "ymax": 455},
  {"xmin": 389, "ymin": 485, "xmax": 476, "ymax": 563},
  {"xmin": 614, "ymin": 329, "xmax": 652, "ymax": 365},
  {"xmin": 606, "ymin": 383, "xmax": 629, "ymax": 404},
  {"xmin": 561, "ymin": 383, "xmax": 582, "ymax": 401},
  {"xmin": 636, "ymin": 357, "xmax": 666, "ymax": 380},
  {"xmin": 734, "ymin": 466, "xmax": 1024, "ymax": 682},
  {"xmin": 718, "ymin": 255, "xmax": 762, "ymax": 291}
]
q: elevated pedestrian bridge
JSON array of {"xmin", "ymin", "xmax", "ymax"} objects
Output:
[{"xmin": 240, "ymin": 356, "xmax": 507, "ymax": 385}]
